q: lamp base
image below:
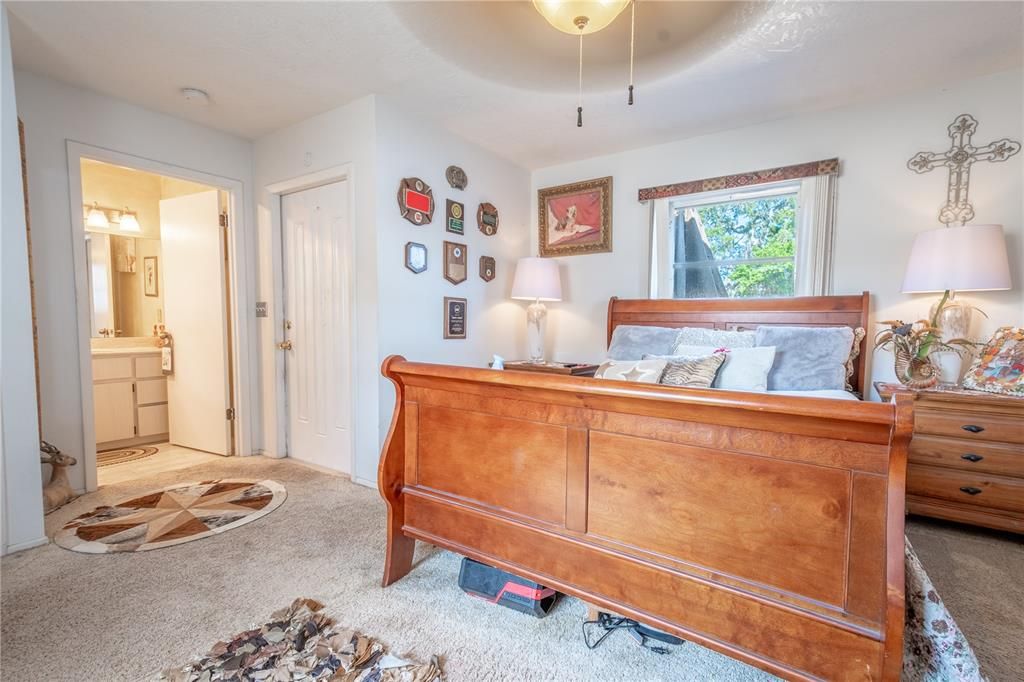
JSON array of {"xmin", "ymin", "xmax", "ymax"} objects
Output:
[
  {"xmin": 526, "ymin": 301, "xmax": 548, "ymax": 364},
  {"xmin": 930, "ymin": 291, "xmax": 973, "ymax": 341}
]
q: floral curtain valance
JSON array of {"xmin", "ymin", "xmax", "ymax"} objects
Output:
[{"xmin": 638, "ymin": 158, "xmax": 840, "ymax": 202}]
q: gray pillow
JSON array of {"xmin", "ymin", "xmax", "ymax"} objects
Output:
[
  {"xmin": 607, "ymin": 325, "xmax": 682, "ymax": 361},
  {"xmin": 754, "ymin": 326, "xmax": 855, "ymax": 391}
]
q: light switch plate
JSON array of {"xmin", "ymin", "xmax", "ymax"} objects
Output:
[{"xmin": 255, "ymin": 301, "xmax": 268, "ymax": 318}]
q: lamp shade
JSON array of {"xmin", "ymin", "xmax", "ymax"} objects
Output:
[
  {"xmin": 533, "ymin": 0, "xmax": 630, "ymax": 35},
  {"xmin": 902, "ymin": 224, "xmax": 1012, "ymax": 293},
  {"xmin": 86, "ymin": 202, "xmax": 109, "ymax": 229},
  {"xmin": 119, "ymin": 210, "xmax": 141, "ymax": 233},
  {"xmin": 511, "ymin": 257, "xmax": 562, "ymax": 301}
]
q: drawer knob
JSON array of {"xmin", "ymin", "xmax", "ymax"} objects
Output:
[
  {"xmin": 961, "ymin": 453, "xmax": 984, "ymax": 463},
  {"xmin": 961, "ymin": 424, "xmax": 985, "ymax": 434},
  {"xmin": 959, "ymin": 486, "xmax": 983, "ymax": 496}
]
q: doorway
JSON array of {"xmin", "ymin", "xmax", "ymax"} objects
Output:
[
  {"xmin": 68, "ymin": 145, "xmax": 254, "ymax": 490},
  {"xmin": 279, "ymin": 179, "xmax": 354, "ymax": 474}
]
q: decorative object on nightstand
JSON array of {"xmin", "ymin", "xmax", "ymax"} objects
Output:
[
  {"xmin": 873, "ymin": 319, "xmax": 975, "ymax": 390},
  {"xmin": 876, "ymin": 381, "xmax": 1023, "ymax": 534},
  {"xmin": 511, "ymin": 257, "xmax": 562, "ymax": 364},
  {"xmin": 500, "ymin": 360, "xmax": 598, "ymax": 377},
  {"xmin": 898, "ymin": 223, "xmax": 1012, "ymax": 385},
  {"xmin": 962, "ymin": 326, "xmax": 1024, "ymax": 396}
]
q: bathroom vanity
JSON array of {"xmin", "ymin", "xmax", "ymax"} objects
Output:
[{"xmin": 92, "ymin": 347, "xmax": 168, "ymax": 450}]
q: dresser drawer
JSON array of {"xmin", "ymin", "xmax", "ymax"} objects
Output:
[
  {"xmin": 907, "ymin": 464, "xmax": 1024, "ymax": 513},
  {"xmin": 915, "ymin": 408, "xmax": 1024, "ymax": 444},
  {"xmin": 909, "ymin": 435, "xmax": 1024, "ymax": 477}
]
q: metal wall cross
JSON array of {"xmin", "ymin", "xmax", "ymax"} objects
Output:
[{"xmin": 907, "ymin": 113, "xmax": 1021, "ymax": 225}]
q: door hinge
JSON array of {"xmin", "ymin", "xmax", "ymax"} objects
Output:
[
  {"xmin": 132, "ymin": 384, "xmax": 136, "ymax": 392},
  {"xmin": 219, "ymin": 212, "xmax": 229, "ymax": 228},
  {"xmin": 133, "ymin": 425, "xmax": 138, "ymax": 435},
  {"xmin": 226, "ymin": 407, "xmax": 236, "ymax": 421}
]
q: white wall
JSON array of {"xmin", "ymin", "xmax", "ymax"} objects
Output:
[
  {"xmin": 531, "ymin": 69, "xmax": 1023, "ymax": 396},
  {"xmin": 372, "ymin": 97, "xmax": 530, "ymax": 483},
  {"xmin": 253, "ymin": 95, "xmax": 530, "ymax": 486},
  {"xmin": 1, "ymin": 6, "xmax": 46, "ymax": 554},
  {"xmin": 15, "ymin": 70, "xmax": 255, "ymax": 493}
]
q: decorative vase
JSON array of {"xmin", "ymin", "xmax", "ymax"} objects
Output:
[{"xmin": 894, "ymin": 347, "xmax": 939, "ymax": 389}]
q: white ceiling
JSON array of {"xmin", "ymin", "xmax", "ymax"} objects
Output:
[{"xmin": 8, "ymin": 1, "xmax": 1022, "ymax": 169}]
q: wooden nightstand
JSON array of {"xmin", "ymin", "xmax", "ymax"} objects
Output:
[
  {"xmin": 876, "ymin": 382, "xmax": 1024, "ymax": 533},
  {"xmin": 499, "ymin": 361, "xmax": 599, "ymax": 377}
]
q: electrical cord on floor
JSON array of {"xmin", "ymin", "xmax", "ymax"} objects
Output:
[{"xmin": 582, "ymin": 613, "xmax": 676, "ymax": 655}]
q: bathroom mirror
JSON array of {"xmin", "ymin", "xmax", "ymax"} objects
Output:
[{"xmin": 85, "ymin": 231, "xmax": 163, "ymax": 339}]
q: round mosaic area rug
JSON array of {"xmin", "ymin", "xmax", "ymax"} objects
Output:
[
  {"xmin": 96, "ymin": 445, "xmax": 159, "ymax": 467},
  {"xmin": 54, "ymin": 479, "xmax": 286, "ymax": 554}
]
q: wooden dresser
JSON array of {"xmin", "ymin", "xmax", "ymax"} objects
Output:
[{"xmin": 877, "ymin": 382, "xmax": 1023, "ymax": 533}]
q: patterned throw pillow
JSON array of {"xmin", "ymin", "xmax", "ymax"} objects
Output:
[
  {"xmin": 659, "ymin": 353, "xmax": 727, "ymax": 389},
  {"xmin": 844, "ymin": 327, "xmax": 867, "ymax": 392},
  {"xmin": 962, "ymin": 326, "xmax": 1024, "ymax": 396},
  {"xmin": 594, "ymin": 359, "xmax": 668, "ymax": 384},
  {"xmin": 652, "ymin": 345, "xmax": 777, "ymax": 392},
  {"xmin": 674, "ymin": 327, "xmax": 756, "ymax": 348}
]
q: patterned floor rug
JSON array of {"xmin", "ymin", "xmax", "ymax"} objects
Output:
[
  {"xmin": 97, "ymin": 446, "xmax": 159, "ymax": 467},
  {"xmin": 160, "ymin": 598, "xmax": 442, "ymax": 682},
  {"xmin": 53, "ymin": 479, "xmax": 286, "ymax": 553}
]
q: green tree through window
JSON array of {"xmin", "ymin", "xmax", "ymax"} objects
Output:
[{"xmin": 673, "ymin": 194, "xmax": 797, "ymax": 298}]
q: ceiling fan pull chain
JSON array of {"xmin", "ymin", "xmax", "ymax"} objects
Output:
[
  {"xmin": 577, "ymin": 32, "xmax": 584, "ymax": 127},
  {"xmin": 628, "ymin": 0, "xmax": 636, "ymax": 105}
]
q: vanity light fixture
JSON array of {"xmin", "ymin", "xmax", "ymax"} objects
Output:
[
  {"xmin": 119, "ymin": 207, "xmax": 141, "ymax": 233},
  {"xmin": 86, "ymin": 202, "xmax": 110, "ymax": 229}
]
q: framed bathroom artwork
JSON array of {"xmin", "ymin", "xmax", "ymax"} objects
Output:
[{"xmin": 144, "ymin": 256, "xmax": 159, "ymax": 297}]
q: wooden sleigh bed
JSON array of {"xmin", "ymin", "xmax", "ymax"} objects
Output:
[{"xmin": 378, "ymin": 294, "xmax": 913, "ymax": 681}]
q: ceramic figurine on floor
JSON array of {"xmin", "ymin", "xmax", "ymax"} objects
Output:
[{"xmin": 40, "ymin": 441, "xmax": 78, "ymax": 514}]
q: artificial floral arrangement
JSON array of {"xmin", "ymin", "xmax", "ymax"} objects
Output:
[{"xmin": 874, "ymin": 318, "xmax": 976, "ymax": 389}]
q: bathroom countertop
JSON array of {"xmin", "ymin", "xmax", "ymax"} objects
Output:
[{"xmin": 91, "ymin": 347, "xmax": 162, "ymax": 356}]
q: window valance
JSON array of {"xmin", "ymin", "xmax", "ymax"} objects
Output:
[{"xmin": 638, "ymin": 158, "xmax": 840, "ymax": 202}]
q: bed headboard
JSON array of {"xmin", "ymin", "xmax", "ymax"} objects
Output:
[{"xmin": 607, "ymin": 293, "xmax": 871, "ymax": 394}]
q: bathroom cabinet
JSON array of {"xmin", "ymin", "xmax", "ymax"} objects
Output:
[{"xmin": 92, "ymin": 349, "xmax": 169, "ymax": 450}]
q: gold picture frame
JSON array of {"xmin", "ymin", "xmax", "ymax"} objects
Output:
[{"xmin": 537, "ymin": 176, "xmax": 612, "ymax": 257}]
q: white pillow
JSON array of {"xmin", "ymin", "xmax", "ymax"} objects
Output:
[
  {"xmin": 594, "ymin": 359, "xmax": 667, "ymax": 384},
  {"xmin": 652, "ymin": 344, "xmax": 776, "ymax": 392},
  {"xmin": 674, "ymin": 327, "xmax": 756, "ymax": 348}
]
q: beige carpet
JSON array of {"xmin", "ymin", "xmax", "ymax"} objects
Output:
[{"xmin": 1, "ymin": 456, "xmax": 1020, "ymax": 681}]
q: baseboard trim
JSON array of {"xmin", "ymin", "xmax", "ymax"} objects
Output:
[
  {"xmin": 2, "ymin": 535, "xmax": 49, "ymax": 555},
  {"xmin": 284, "ymin": 456, "xmax": 351, "ymax": 480}
]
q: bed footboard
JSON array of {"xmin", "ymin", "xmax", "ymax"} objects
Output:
[{"xmin": 378, "ymin": 356, "xmax": 912, "ymax": 681}]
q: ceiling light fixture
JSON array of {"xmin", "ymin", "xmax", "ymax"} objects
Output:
[
  {"xmin": 533, "ymin": 0, "xmax": 635, "ymax": 127},
  {"xmin": 119, "ymin": 207, "xmax": 141, "ymax": 233},
  {"xmin": 86, "ymin": 202, "xmax": 110, "ymax": 229}
]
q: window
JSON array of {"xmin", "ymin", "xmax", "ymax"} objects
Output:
[
  {"xmin": 670, "ymin": 183, "xmax": 798, "ymax": 299},
  {"xmin": 648, "ymin": 173, "xmax": 836, "ymax": 299}
]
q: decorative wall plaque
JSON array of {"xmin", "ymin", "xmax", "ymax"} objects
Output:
[
  {"xmin": 477, "ymin": 202, "xmax": 498, "ymax": 236},
  {"xmin": 907, "ymin": 114, "xmax": 1021, "ymax": 225},
  {"xmin": 404, "ymin": 242, "xmax": 427, "ymax": 274},
  {"xmin": 444, "ymin": 297, "xmax": 467, "ymax": 339},
  {"xmin": 446, "ymin": 199, "xmax": 464, "ymax": 235},
  {"xmin": 479, "ymin": 256, "xmax": 496, "ymax": 282},
  {"xmin": 443, "ymin": 241, "xmax": 467, "ymax": 285},
  {"xmin": 446, "ymin": 165, "xmax": 468, "ymax": 190},
  {"xmin": 397, "ymin": 177, "xmax": 434, "ymax": 225}
]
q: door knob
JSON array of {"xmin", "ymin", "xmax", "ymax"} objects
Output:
[{"xmin": 277, "ymin": 340, "xmax": 293, "ymax": 351}]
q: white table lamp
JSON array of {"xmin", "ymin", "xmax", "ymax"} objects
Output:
[
  {"xmin": 511, "ymin": 257, "xmax": 562, "ymax": 363},
  {"xmin": 902, "ymin": 224, "xmax": 1012, "ymax": 339}
]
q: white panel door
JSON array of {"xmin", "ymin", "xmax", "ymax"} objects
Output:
[
  {"xmin": 281, "ymin": 181, "xmax": 352, "ymax": 473},
  {"xmin": 160, "ymin": 190, "xmax": 232, "ymax": 455}
]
